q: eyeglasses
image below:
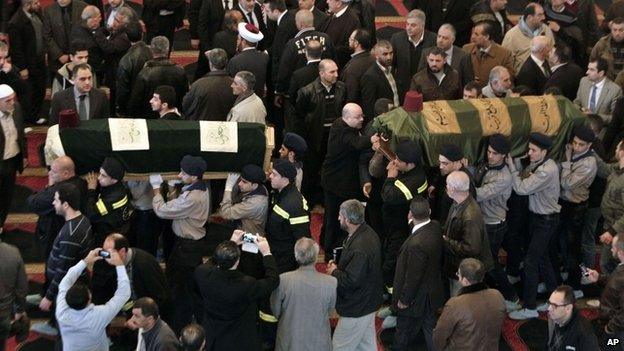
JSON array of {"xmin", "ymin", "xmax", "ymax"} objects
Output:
[{"xmin": 547, "ymin": 301, "xmax": 571, "ymax": 309}]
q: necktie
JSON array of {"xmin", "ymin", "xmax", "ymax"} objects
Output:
[
  {"xmin": 246, "ymin": 12, "xmax": 255, "ymax": 26},
  {"xmin": 224, "ymin": 0, "xmax": 230, "ymax": 10},
  {"xmin": 78, "ymin": 94, "xmax": 88, "ymax": 120},
  {"xmin": 589, "ymin": 84, "xmax": 597, "ymax": 112},
  {"xmin": 542, "ymin": 61, "xmax": 552, "ymax": 78}
]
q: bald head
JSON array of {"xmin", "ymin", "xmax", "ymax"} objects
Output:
[
  {"xmin": 342, "ymin": 103, "xmax": 364, "ymax": 129},
  {"xmin": 49, "ymin": 156, "xmax": 76, "ymax": 184},
  {"xmin": 446, "ymin": 170, "xmax": 470, "ymax": 192},
  {"xmin": 295, "ymin": 10, "xmax": 314, "ymax": 29}
]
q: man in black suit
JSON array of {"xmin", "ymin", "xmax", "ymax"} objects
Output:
[
  {"xmin": 184, "ymin": 48, "xmax": 236, "ymax": 121},
  {"xmin": 236, "ymin": 0, "xmax": 268, "ymax": 51},
  {"xmin": 515, "ymin": 35, "xmax": 554, "ymax": 95},
  {"xmin": 297, "ymin": 0, "xmax": 327, "ymax": 29},
  {"xmin": 544, "ymin": 43, "xmax": 584, "ymax": 101},
  {"xmin": 285, "ymin": 40, "xmax": 322, "ymax": 132},
  {"xmin": 412, "ymin": 0, "xmax": 475, "ymax": 47},
  {"xmin": 213, "ymin": 10, "xmax": 244, "ymax": 59},
  {"xmin": 347, "ymin": 0, "xmax": 375, "ymax": 46},
  {"xmin": 276, "ymin": 10, "xmax": 335, "ymax": 100},
  {"xmin": 417, "ymin": 24, "xmax": 474, "ymax": 88},
  {"xmin": 264, "ymin": 0, "xmax": 298, "ymax": 101},
  {"xmin": 390, "ymin": 9, "xmax": 436, "ymax": 99},
  {"xmin": 49, "ymin": 63, "xmax": 109, "ymax": 124},
  {"xmin": 0, "ymin": 84, "xmax": 27, "ymax": 230},
  {"xmin": 361, "ymin": 40, "xmax": 400, "ymax": 121},
  {"xmin": 103, "ymin": 0, "xmax": 141, "ymax": 28},
  {"xmin": 320, "ymin": 103, "xmax": 371, "ymax": 259},
  {"xmin": 341, "ymin": 28, "xmax": 375, "ymax": 105},
  {"xmin": 142, "ymin": 0, "xmax": 185, "ymax": 44},
  {"xmin": 227, "ymin": 22, "xmax": 269, "ymax": 97},
  {"xmin": 42, "ymin": 0, "xmax": 88, "ymax": 75},
  {"xmin": 392, "ymin": 196, "xmax": 444, "ymax": 351},
  {"xmin": 194, "ymin": 233, "xmax": 279, "ymax": 351},
  {"xmin": 8, "ymin": 0, "xmax": 47, "ymax": 124},
  {"xmin": 196, "ymin": 0, "xmax": 240, "ymax": 80},
  {"xmin": 321, "ymin": 0, "xmax": 360, "ymax": 69},
  {"xmin": 470, "ymin": 0, "xmax": 512, "ymax": 44}
]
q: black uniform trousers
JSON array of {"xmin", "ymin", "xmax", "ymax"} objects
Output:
[
  {"xmin": 557, "ymin": 199, "xmax": 588, "ymax": 290},
  {"xmin": 0, "ymin": 156, "xmax": 18, "ymax": 228}
]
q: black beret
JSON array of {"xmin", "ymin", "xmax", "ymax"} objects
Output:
[
  {"xmin": 440, "ymin": 144, "xmax": 463, "ymax": 162},
  {"xmin": 272, "ymin": 159, "xmax": 297, "ymax": 182},
  {"xmin": 573, "ymin": 125, "xmax": 596, "ymax": 143},
  {"xmin": 395, "ymin": 139, "xmax": 421, "ymax": 164},
  {"xmin": 283, "ymin": 133, "xmax": 308, "ymax": 155},
  {"xmin": 180, "ymin": 155, "xmax": 207, "ymax": 177},
  {"xmin": 529, "ymin": 132, "xmax": 552, "ymax": 150},
  {"xmin": 488, "ymin": 134, "xmax": 511, "ymax": 154},
  {"xmin": 101, "ymin": 157, "xmax": 125, "ymax": 180},
  {"xmin": 241, "ymin": 164, "xmax": 265, "ymax": 184}
]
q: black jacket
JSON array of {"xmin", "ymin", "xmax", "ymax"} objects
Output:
[
  {"xmin": 116, "ymin": 41, "xmax": 153, "ymax": 115},
  {"xmin": 547, "ymin": 309, "xmax": 599, "ymax": 351},
  {"xmin": 392, "ymin": 220, "xmax": 445, "ymax": 317},
  {"xmin": 470, "ymin": 0, "xmax": 512, "ymax": 44},
  {"xmin": 197, "ymin": 0, "xmax": 238, "ymax": 49},
  {"xmin": 276, "ymin": 28, "xmax": 335, "ymax": 94},
  {"xmin": 361, "ymin": 63, "xmax": 399, "ymax": 120},
  {"xmin": 341, "ymin": 51, "xmax": 375, "ymax": 105},
  {"xmin": 443, "ymin": 196, "xmax": 494, "ymax": 278},
  {"xmin": 320, "ymin": 8, "xmax": 361, "ymax": 69},
  {"xmin": 85, "ymin": 182, "xmax": 133, "ymax": 245},
  {"xmin": 288, "ymin": 61, "xmax": 320, "ymax": 101},
  {"xmin": 7, "ymin": 9, "xmax": 46, "ymax": 75},
  {"xmin": 544, "ymin": 62, "xmax": 584, "ymax": 101},
  {"xmin": 412, "ymin": 0, "xmax": 475, "ymax": 46},
  {"xmin": 390, "ymin": 30, "xmax": 437, "ymax": 96},
  {"xmin": 320, "ymin": 118, "xmax": 371, "ymax": 198},
  {"xmin": 212, "ymin": 29, "xmax": 238, "ymax": 59},
  {"xmin": 227, "ymin": 48, "xmax": 270, "ymax": 97},
  {"xmin": 269, "ymin": 10, "xmax": 298, "ymax": 84},
  {"xmin": 195, "ymin": 255, "xmax": 279, "ymax": 351},
  {"xmin": 347, "ymin": 0, "xmax": 375, "ymax": 44},
  {"xmin": 296, "ymin": 78, "xmax": 347, "ymax": 151},
  {"xmin": 515, "ymin": 56, "xmax": 549, "ymax": 95},
  {"xmin": 90, "ymin": 248, "xmax": 170, "ymax": 309},
  {"xmin": 331, "ymin": 223, "xmax": 383, "ymax": 317},
  {"xmin": 183, "ymin": 70, "xmax": 236, "ymax": 121},
  {"xmin": 266, "ymin": 184, "xmax": 310, "ymax": 273},
  {"xmin": 128, "ymin": 57, "xmax": 189, "ymax": 118}
]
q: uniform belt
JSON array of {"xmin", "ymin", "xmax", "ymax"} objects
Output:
[
  {"xmin": 530, "ymin": 212, "xmax": 558, "ymax": 218},
  {"xmin": 485, "ymin": 220, "xmax": 505, "ymax": 225}
]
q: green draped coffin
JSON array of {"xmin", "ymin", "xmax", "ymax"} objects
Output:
[
  {"xmin": 55, "ymin": 120, "xmax": 269, "ymax": 176},
  {"xmin": 372, "ymin": 95, "xmax": 587, "ymax": 165}
]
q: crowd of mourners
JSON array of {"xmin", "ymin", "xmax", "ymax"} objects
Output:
[{"xmin": 3, "ymin": 0, "xmax": 624, "ymax": 350}]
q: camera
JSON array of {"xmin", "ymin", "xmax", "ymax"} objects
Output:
[
  {"xmin": 580, "ymin": 263, "xmax": 589, "ymax": 277},
  {"xmin": 242, "ymin": 233, "xmax": 258, "ymax": 244},
  {"xmin": 98, "ymin": 250, "xmax": 111, "ymax": 259}
]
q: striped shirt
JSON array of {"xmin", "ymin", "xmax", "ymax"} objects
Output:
[{"xmin": 45, "ymin": 214, "xmax": 92, "ymax": 300}]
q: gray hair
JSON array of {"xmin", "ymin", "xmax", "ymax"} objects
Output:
[
  {"xmin": 530, "ymin": 35, "xmax": 552, "ymax": 54},
  {"xmin": 81, "ymin": 5, "xmax": 100, "ymax": 20},
  {"xmin": 488, "ymin": 66, "xmax": 509, "ymax": 84},
  {"xmin": 207, "ymin": 48, "xmax": 228, "ymax": 70},
  {"xmin": 115, "ymin": 7, "xmax": 135, "ymax": 24},
  {"xmin": 294, "ymin": 238, "xmax": 319, "ymax": 266},
  {"xmin": 406, "ymin": 9, "xmax": 426, "ymax": 24},
  {"xmin": 150, "ymin": 36, "xmax": 170, "ymax": 57},
  {"xmin": 235, "ymin": 71, "xmax": 256, "ymax": 91},
  {"xmin": 446, "ymin": 170, "xmax": 469, "ymax": 192},
  {"xmin": 439, "ymin": 23, "xmax": 456, "ymax": 38},
  {"xmin": 339, "ymin": 199, "xmax": 365, "ymax": 225}
]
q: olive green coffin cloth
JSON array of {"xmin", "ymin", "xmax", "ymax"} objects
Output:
[
  {"xmin": 372, "ymin": 96, "xmax": 587, "ymax": 165},
  {"xmin": 58, "ymin": 120, "xmax": 267, "ymax": 175}
]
